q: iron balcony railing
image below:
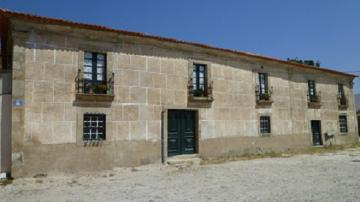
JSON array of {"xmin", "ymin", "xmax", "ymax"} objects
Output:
[
  {"xmin": 255, "ymin": 86, "xmax": 273, "ymax": 102},
  {"xmin": 307, "ymin": 92, "xmax": 321, "ymax": 103},
  {"xmin": 75, "ymin": 69, "xmax": 114, "ymax": 95},
  {"xmin": 187, "ymin": 78, "xmax": 213, "ymax": 98},
  {"xmin": 337, "ymin": 94, "xmax": 348, "ymax": 109}
]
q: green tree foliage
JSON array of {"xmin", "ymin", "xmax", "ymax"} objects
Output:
[{"xmin": 287, "ymin": 57, "xmax": 320, "ymax": 67}]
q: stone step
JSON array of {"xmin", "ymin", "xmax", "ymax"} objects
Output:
[{"xmin": 166, "ymin": 154, "xmax": 201, "ymax": 169}]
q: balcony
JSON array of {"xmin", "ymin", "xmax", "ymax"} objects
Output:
[
  {"xmin": 187, "ymin": 79, "xmax": 213, "ymax": 108},
  {"xmin": 75, "ymin": 69, "xmax": 115, "ymax": 102},
  {"xmin": 307, "ymin": 92, "xmax": 321, "ymax": 108},
  {"xmin": 256, "ymin": 86, "xmax": 273, "ymax": 107},
  {"xmin": 337, "ymin": 94, "xmax": 348, "ymax": 110}
]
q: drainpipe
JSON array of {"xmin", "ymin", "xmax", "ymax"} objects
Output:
[
  {"xmin": 0, "ymin": 69, "xmax": 12, "ymax": 179},
  {"xmin": 160, "ymin": 110, "xmax": 165, "ymax": 163}
]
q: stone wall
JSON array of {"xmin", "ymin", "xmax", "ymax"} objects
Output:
[{"xmin": 9, "ymin": 20, "xmax": 359, "ymax": 176}]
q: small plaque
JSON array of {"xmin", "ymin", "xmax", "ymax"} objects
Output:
[{"xmin": 12, "ymin": 99, "xmax": 24, "ymax": 107}]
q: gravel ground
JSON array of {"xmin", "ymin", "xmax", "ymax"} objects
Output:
[{"xmin": 1, "ymin": 148, "xmax": 360, "ymax": 202}]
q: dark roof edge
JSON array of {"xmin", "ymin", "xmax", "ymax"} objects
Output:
[{"xmin": 0, "ymin": 9, "xmax": 357, "ymax": 78}]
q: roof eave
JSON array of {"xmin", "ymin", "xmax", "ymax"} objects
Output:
[{"xmin": 0, "ymin": 9, "xmax": 357, "ymax": 78}]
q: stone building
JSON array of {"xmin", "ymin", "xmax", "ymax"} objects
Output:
[
  {"xmin": 357, "ymin": 111, "xmax": 360, "ymax": 137},
  {"xmin": 0, "ymin": 10, "xmax": 358, "ymax": 177}
]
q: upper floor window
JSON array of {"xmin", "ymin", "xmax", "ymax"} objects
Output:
[
  {"xmin": 258, "ymin": 73, "xmax": 268, "ymax": 95},
  {"xmin": 308, "ymin": 80, "xmax": 316, "ymax": 96},
  {"xmin": 338, "ymin": 83, "xmax": 345, "ymax": 97},
  {"xmin": 192, "ymin": 63, "xmax": 208, "ymax": 97},
  {"xmin": 338, "ymin": 83, "xmax": 347, "ymax": 107},
  {"xmin": 339, "ymin": 115, "xmax": 348, "ymax": 133},
  {"xmin": 308, "ymin": 80, "xmax": 318, "ymax": 102},
  {"xmin": 83, "ymin": 52, "xmax": 107, "ymax": 94},
  {"xmin": 256, "ymin": 73, "xmax": 272, "ymax": 101},
  {"xmin": 260, "ymin": 116, "xmax": 271, "ymax": 134},
  {"xmin": 83, "ymin": 113, "xmax": 106, "ymax": 141}
]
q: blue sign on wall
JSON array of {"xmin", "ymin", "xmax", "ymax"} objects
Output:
[{"xmin": 12, "ymin": 99, "xmax": 24, "ymax": 107}]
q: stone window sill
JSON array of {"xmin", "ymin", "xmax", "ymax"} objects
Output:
[
  {"xmin": 76, "ymin": 93, "xmax": 114, "ymax": 102},
  {"xmin": 308, "ymin": 102, "xmax": 321, "ymax": 109},
  {"xmin": 256, "ymin": 99, "xmax": 273, "ymax": 107},
  {"xmin": 188, "ymin": 96, "xmax": 213, "ymax": 108},
  {"xmin": 338, "ymin": 105, "xmax": 348, "ymax": 110}
]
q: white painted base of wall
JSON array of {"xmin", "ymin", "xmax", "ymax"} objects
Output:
[{"xmin": 0, "ymin": 172, "xmax": 8, "ymax": 179}]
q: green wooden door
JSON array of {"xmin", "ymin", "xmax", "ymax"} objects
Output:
[
  {"xmin": 168, "ymin": 110, "xmax": 195, "ymax": 157},
  {"xmin": 311, "ymin": 120, "xmax": 322, "ymax": 146}
]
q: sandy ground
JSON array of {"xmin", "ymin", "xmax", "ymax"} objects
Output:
[{"xmin": 1, "ymin": 148, "xmax": 360, "ymax": 202}]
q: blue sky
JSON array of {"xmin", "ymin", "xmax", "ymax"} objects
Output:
[{"xmin": 1, "ymin": 0, "xmax": 359, "ymax": 93}]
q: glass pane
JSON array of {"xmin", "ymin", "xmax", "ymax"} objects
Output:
[
  {"xmin": 199, "ymin": 77, "xmax": 204, "ymax": 85},
  {"xmin": 83, "ymin": 66, "xmax": 92, "ymax": 73},
  {"xmin": 84, "ymin": 133, "xmax": 89, "ymax": 140},
  {"xmin": 97, "ymin": 68, "xmax": 103, "ymax": 74},
  {"xmin": 97, "ymin": 60, "xmax": 104, "ymax": 67},
  {"xmin": 97, "ymin": 54, "xmax": 105, "ymax": 60},
  {"xmin": 199, "ymin": 66, "xmax": 204, "ymax": 71},
  {"xmin": 97, "ymin": 74, "xmax": 104, "ymax": 81},
  {"xmin": 83, "ymin": 73, "xmax": 92, "ymax": 80},
  {"xmin": 260, "ymin": 83, "xmax": 265, "ymax": 94},
  {"xmin": 199, "ymin": 71, "xmax": 204, "ymax": 78},
  {"xmin": 84, "ymin": 52, "xmax": 93, "ymax": 59},
  {"xmin": 84, "ymin": 58, "xmax": 92, "ymax": 65}
]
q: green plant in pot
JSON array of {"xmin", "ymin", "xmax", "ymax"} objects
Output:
[
  {"xmin": 192, "ymin": 89, "xmax": 204, "ymax": 97},
  {"xmin": 260, "ymin": 93, "xmax": 270, "ymax": 100},
  {"xmin": 93, "ymin": 83, "xmax": 107, "ymax": 94},
  {"xmin": 259, "ymin": 87, "xmax": 272, "ymax": 101}
]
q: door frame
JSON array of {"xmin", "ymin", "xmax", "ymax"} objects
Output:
[
  {"xmin": 163, "ymin": 108, "xmax": 199, "ymax": 160},
  {"xmin": 310, "ymin": 120, "xmax": 323, "ymax": 146}
]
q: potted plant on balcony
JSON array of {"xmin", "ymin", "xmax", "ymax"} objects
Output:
[
  {"xmin": 93, "ymin": 83, "xmax": 107, "ymax": 94},
  {"xmin": 259, "ymin": 87, "xmax": 273, "ymax": 101},
  {"xmin": 192, "ymin": 89, "xmax": 204, "ymax": 97}
]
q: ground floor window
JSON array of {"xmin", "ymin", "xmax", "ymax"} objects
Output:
[
  {"xmin": 83, "ymin": 113, "xmax": 106, "ymax": 140},
  {"xmin": 339, "ymin": 115, "xmax": 348, "ymax": 133},
  {"xmin": 260, "ymin": 116, "xmax": 271, "ymax": 134}
]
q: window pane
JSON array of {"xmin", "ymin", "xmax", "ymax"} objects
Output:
[
  {"xmin": 339, "ymin": 115, "xmax": 348, "ymax": 133},
  {"xmin": 260, "ymin": 116, "xmax": 270, "ymax": 134},
  {"xmin": 97, "ymin": 68, "xmax": 104, "ymax": 74},
  {"xmin": 97, "ymin": 54, "xmax": 105, "ymax": 60},
  {"xmin": 97, "ymin": 61, "xmax": 104, "ymax": 67},
  {"xmin": 83, "ymin": 114, "xmax": 106, "ymax": 141},
  {"xmin": 338, "ymin": 84, "xmax": 344, "ymax": 96},
  {"xmin": 308, "ymin": 81, "xmax": 316, "ymax": 96},
  {"xmin": 84, "ymin": 52, "xmax": 93, "ymax": 59},
  {"xmin": 199, "ymin": 77, "xmax": 204, "ymax": 85},
  {"xmin": 83, "ymin": 66, "xmax": 92, "ymax": 73},
  {"xmin": 258, "ymin": 73, "xmax": 268, "ymax": 94},
  {"xmin": 84, "ymin": 58, "xmax": 92, "ymax": 65},
  {"xmin": 199, "ymin": 65, "xmax": 204, "ymax": 72},
  {"xmin": 97, "ymin": 74, "xmax": 104, "ymax": 81},
  {"xmin": 192, "ymin": 69, "xmax": 196, "ymax": 78},
  {"xmin": 83, "ymin": 73, "xmax": 92, "ymax": 80}
]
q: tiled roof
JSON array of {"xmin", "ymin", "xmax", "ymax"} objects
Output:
[{"xmin": 0, "ymin": 9, "xmax": 357, "ymax": 78}]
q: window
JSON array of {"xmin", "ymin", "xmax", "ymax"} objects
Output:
[
  {"xmin": 308, "ymin": 80, "xmax": 317, "ymax": 102},
  {"xmin": 260, "ymin": 116, "xmax": 271, "ymax": 134},
  {"xmin": 192, "ymin": 63, "xmax": 208, "ymax": 97},
  {"xmin": 83, "ymin": 52, "xmax": 106, "ymax": 94},
  {"xmin": 258, "ymin": 73, "xmax": 268, "ymax": 95},
  {"xmin": 338, "ymin": 83, "xmax": 346, "ymax": 106},
  {"xmin": 83, "ymin": 114, "xmax": 106, "ymax": 141},
  {"xmin": 339, "ymin": 115, "xmax": 348, "ymax": 133}
]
